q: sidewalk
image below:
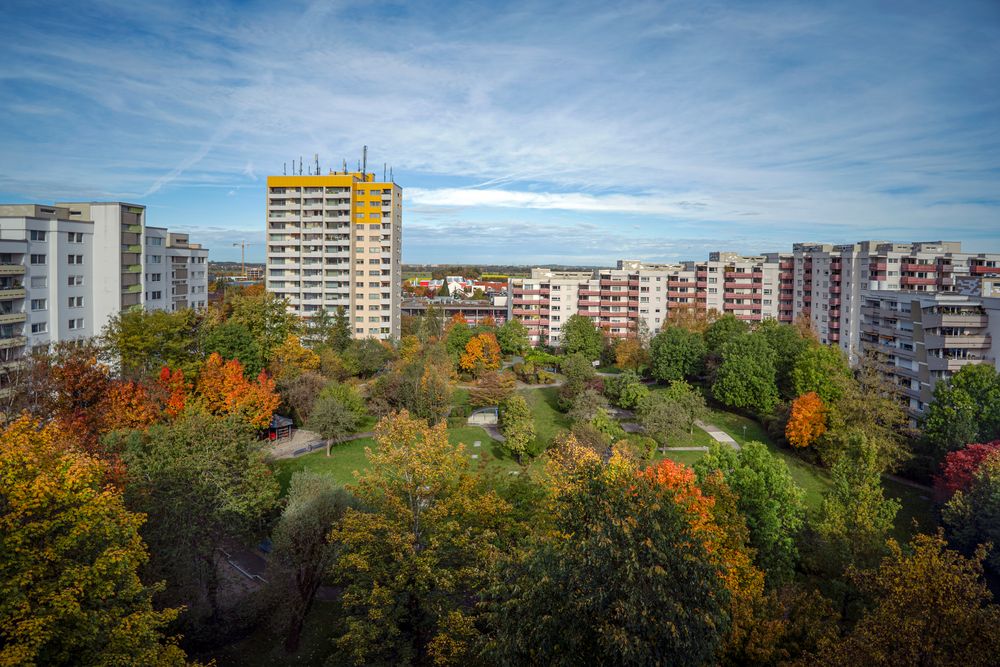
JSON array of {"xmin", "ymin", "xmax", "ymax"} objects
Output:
[{"xmin": 694, "ymin": 420, "xmax": 741, "ymax": 450}]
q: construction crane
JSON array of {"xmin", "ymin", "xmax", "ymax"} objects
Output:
[{"xmin": 231, "ymin": 240, "xmax": 257, "ymax": 279}]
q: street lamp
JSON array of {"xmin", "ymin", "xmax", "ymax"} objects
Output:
[{"xmin": 742, "ymin": 425, "xmax": 747, "ymax": 440}]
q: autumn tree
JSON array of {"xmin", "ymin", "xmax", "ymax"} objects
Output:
[
  {"xmin": 560, "ymin": 314, "xmax": 604, "ymax": 360},
  {"xmin": 121, "ymin": 412, "xmax": 280, "ymax": 627},
  {"xmin": 923, "ymin": 363, "xmax": 1000, "ymax": 459},
  {"xmin": 459, "ymin": 332, "xmax": 502, "ymax": 376},
  {"xmin": 492, "ymin": 460, "xmax": 730, "ymax": 666},
  {"xmin": 415, "ymin": 362, "xmax": 452, "ymax": 424},
  {"xmin": 500, "ymin": 393, "xmax": 535, "ymax": 463},
  {"xmin": 157, "ymin": 366, "xmax": 189, "ymax": 419},
  {"xmin": 786, "ymin": 391, "xmax": 827, "ymax": 448},
  {"xmin": 469, "ymin": 370, "xmax": 517, "ymax": 408},
  {"xmin": 268, "ymin": 334, "xmax": 321, "ymax": 383},
  {"xmin": 194, "ymin": 352, "xmax": 281, "ymax": 428},
  {"xmin": 696, "ymin": 441, "xmax": 805, "ymax": 585},
  {"xmin": 712, "ymin": 332, "xmax": 780, "ymax": 415},
  {"xmin": 933, "ymin": 440, "xmax": 1000, "ymax": 501},
  {"xmin": 614, "ymin": 336, "xmax": 648, "ymax": 371},
  {"xmin": 99, "ymin": 380, "xmax": 159, "ymax": 433},
  {"xmin": 810, "ymin": 533, "xmax": 1000, "ymax": 666},
  {"xmin": 268, "ymin": 472, "xmax": 354, "ymax": 653},
  {"xmin": 0, "ymin": 417, "xmax": 188, "ymax": 666},
  {"xmin": 331, "ymin": 411, "xmax": 511, "ymax": 665},
  {"xmin": 942, "ymin": 451, "xmax": 1000, "ymax": 572},
  {"xmin": 102, "ymin": 307, "xmax": 202, "ymax": 378},
  {"xmin": 649, "ymin": 325, "xmax": 707, "ymax": 382}
]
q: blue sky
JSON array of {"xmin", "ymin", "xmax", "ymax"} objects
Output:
[{"xmin": 1, "ymin": 0, "xmax": 998, "ymax": 264}]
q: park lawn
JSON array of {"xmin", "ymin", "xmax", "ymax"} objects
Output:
[
  {"xmin": 273, "ymin": 426, "xmax": 541, "ymax": 496},
  {"xmin": 884, "ymin": 478, "xmax": 935, "ymax": 543},
  {"xmin": 657, "ymin": 449, "xmax": 706, "ymax": 467},
  {"xmin": 451, "ymin": 387, "xmax": 470, "ymax": 409},
  {"xmin": 519, "ymin": 386, "xmax": 571, "ymax": 452}
]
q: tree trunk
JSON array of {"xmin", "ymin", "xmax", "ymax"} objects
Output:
[
  {"xmin": 205, "ymin": 553, "xmax": 221, "ymax": 622},
  {"xmin": 325, "ymin": 438, "xmax": 332, "ymax": 457}
]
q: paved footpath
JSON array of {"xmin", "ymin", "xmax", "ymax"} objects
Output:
[{"xmin": 694, "ymin": 420, "xmax": 741, "ymax": 450}]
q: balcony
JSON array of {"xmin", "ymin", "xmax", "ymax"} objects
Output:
[
  {"xmin": 0, "ymin": 312, "xmax": 26, "ymax": 325},
  {"xmin": 123, "ymin": 284, "xmax": 142, "ymax": 294},
  {"xmin": 0, "ymin": 288, "xmax": 25, "ymax": 300},
  {"xmin": 900, "ymin": 276, "xmax": 937, "ymax": 286},
  {"xmin": 599, "ymin": 279, "xmax": 630, "ymax": 287},
  {"xmin": 0, "ymin": 336, "xmax": 26, "ymax": 349},
  {"xmin": 0, "ymin": 264, "xmax": 25, "ymax": 276},
  {"xmin": 902, "ymin": 263, "xmax": 936, "ymax": 272}
]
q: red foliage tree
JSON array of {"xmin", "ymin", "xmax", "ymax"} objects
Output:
[
  {"xmin": 156, "ymin": 366, "xmax": 188, "ymax": 419},
  {"xmin": 195, "ymin": 353, "xmax": 281, "ymax": 429},
  {"xmin": 934, "ymin": 440, "xmax": 1000, "ymax": 502}
]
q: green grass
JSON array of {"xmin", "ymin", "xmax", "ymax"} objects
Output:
[
  {"xmin": 884, "ymin": 478, "xmax": 935, "ymax": 542},
  {"xmin": 519, "ymin": 386, "xmax": 571, "ymax": 452},
  {"xmin": 450, "ymin": 387, "xmax": 470, "ymax": 408},
  {"xmin": 658, "ymin": 449, "xmax": 707, "ymax": 467}
]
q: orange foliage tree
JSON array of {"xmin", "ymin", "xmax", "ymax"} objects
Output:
[
  {"xmin": 459, "ymin": 333, "xmax": 502, "ymax": 376},
  {"xmin": 99, "ymin": 381, "xmax": 159, "ymax": 432},
  {"xmin": 194, "ymin": 353, "xmax": 281, "ymax": 429},
  {"xmin": 786, "ymin": 391, "xmax": 827, "ymax": 448},
  {"xmin": 156, "ymin": 366, "xmax": 188, "ymax": 419}
]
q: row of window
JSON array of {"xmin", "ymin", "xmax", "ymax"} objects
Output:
[
  {"xmin": 29, "ymin": 296, "xmax": 85, "ymax": 311},
  {"xmin": 28, "ymin": 231, "xmax": 85, "ymax": 243},
  {"xmin": 29, "ymin": 319, "xmax": 85, "ymax": 334},
  {"xmin": 28, "ymin": 254, "xmax": 84, "ymax": 265}
]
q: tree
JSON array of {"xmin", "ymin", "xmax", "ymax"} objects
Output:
[
  {"xmin": 810, "ymin": 434, "xmax": 899, "ymax": 581},
  {"xmin": 307, "ymin": 383, "xmax": 367, "ymax": 456},
  {"xmin": 445, "ymin": 313, "xmax": 472, "ymax": 358},
  {"xmin": 557, "ymin": 352, "xmax": 597, "ymax": 409},
  {"xmin": 791, "ymin": 344, "xmax": 852, "ymax": 404},
  {"xmin": 458, "ymin": 332, "xmax": 502, "ymax": 376},
  {"xmin": 469, "ymin": 371, "xmax": 516, "ymax": 408},
  {"xmin": 268, "ymin": 334, "xmax": 321, "ymax": 383},
  {"xmin": 122, "ymin": 412, "xmax": 280, "ymax": 626},
  {"xmin": 157, "ymin": 366, "xmax": 188, "ymax": 420},
  {"xmin": 492, "ymin": 461, "xmax": 730, "ymax": 666},
  {"xmin": 500, "ymin": 393, "xmax": 535, "ymax": 463},
  {"xmin": 560, "ymin": 314, "xmax": 603, "ymax": 360},
  {"xmin": 99, "ymin": 380, "xmax": 159, "ymax": 433},
  {"xmin": 567, "ymin": 388, "xmax": 609, "ymax": 424},
  {"xmin": 811, "ymin": 533, "xmax": 1000, "ymax": 667},
  {"xmin": 695, "ymin": 441, "xmax": 805, "ymax": 584},
  {"xmin": 934, "ymin": 440, "xmax": 1000, "ymax": 501},
  {"xmin": 102, "ymin": 307, "xmax": 202, "ymax": 378},
  {"xmin": 786, "ymin": 391, "xmax": 827, "ymax": 448},
  {"xmin": 330, "ymin": 306, "xmax": 354, "ymax": 352},
  {"xmin": 661, "ymin": 380, "xmax": 708, "ymax": 434},
  {"xmin": 202, "ymin": 320, "xmax": 265, "ymax": 378},
  {"xmin": 603, "ymin": 369, "xmax": 648, "ymax": 409},
  {"xmin": 222, "ymin": 290, "xmax": 300, "ymax": 361},
  {"xmin": 704, "ymin": 313, "xmax": 748, "ymax": 356},
  {"xmin": 415, "ymin": 362, "xmax": 452, "ymax": 424},
  {"xmin": 495, "ymin": 318, "xmax": 530, "ymax": 356},
  {"xmin": 331, "ymin": 412, "xmax": 510, "ymax": 665},
  {"xmin": 341, "ymin": 338, "xmax": 394, "ymax": 378},
  {"xmin": 269, "ymin": 472, "xmax": 354, "ymax": 652},
  {"xmin": 923, "ymin": 363, "xmax": 1000, "ymax": 459},
  {"xmin": 757, "ymin": 318, "xmax": 810, "ymax": 398},
  {"xmin": 437, "ymin": 281, "xmax": 451, "ymax": 297},
  {"xmin": 712, "ymin": 333, "xmax": 780, "ymax": 415},
  {"xmin": 194, "ymin": 353, "xmax": 281, "ymax": 429},
  {"xmin": 942, "ymin": 451, "xmax": 1000, "ymax": 572},
  {"xmin": 649, "ymin": 326, "xmax": 706, "ymax": 382},
  {"xmin": 614, "ymin": 337, "xmax": 648, "ymax": 371},
  {"xmin": 636, "ymin": 392, "xmax": 688, "ymax": 448},
  {"xmin": 277, "ymin": 370, "xmax": 327, "ymax": 425},
  {"xmin": 0, "ymin": 417, "xmax": 189, "ymax": 666}
]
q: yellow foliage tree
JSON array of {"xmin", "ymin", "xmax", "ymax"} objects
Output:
[
  {"xmin": 195, "ymin": 353, "xmax": 281, "ymax": 429},
  {"xmin": 458, "ymin": 332, "xmax": 502, "ymax": 377},
  {"xmin": 269, "ymin": 334, "xmax": 321, "ymax": 382}
]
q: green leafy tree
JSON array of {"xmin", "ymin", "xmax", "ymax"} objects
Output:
[
  {"xmin": 224, "ymin": 290, "xmax": 300, "ymax": 361},
  {"xmin": 307, "ymin": 383, "xmax": 368, "ymax": 456},
  {"xmin": 331, "ymin": 412, "xmax": 511, "ymax": 665},
  {"xmin": 102, "ymin": 307, "xmax": 202, "ymax": 378},
  {"xmin": 330, "ymin": 306, "xmax": 353, "ymax": 352},
  {"xmin": 704, "ymin": 313, "xmax": 748, "ymax": 356},
  {"xmin": 560, "ymin": 314, "xmax": 604, "ymax": 360},
  {"xmin": 202, "ymin": 320, "xmax": 265, "ymax": 377},
  {"xmin": 810, "ymin": 434, "xmax": 900, "ymax": 578},
  {"xmin": 566, "ymin": 388, "xmax": 609, "ymax": 424},
  {"xmin": 0, "ymin": 417, "xmax": 189, "ymax": 667},
  {"xmin": 495, "ymin": 319, "xmax": 530, "ymax": 356},
  {"xmin": 445, "ymin": 317, "xmax": 473, "ymax": 359},
  {"xmin": 811, "ymin": 533, "xmax": 1000, "ymax": 667},
  {"xmin": 637, "ymin": 392, "xmax": 688, "ymax": 448},
  {"xmin": 712, "ymin": 333, "xmax": 780, "ymax": 415},
  {"xmin": 269, "ymin": 472, "xmax": 354, "ymax": 653},
  {"xmin": 492, "ymin": 464, "xmax": 730, "ymax": 666},
  {"xmin": 341, "ymin": 338, "xmax": 393, "ymax": 378},
  {"xmin": 500, "ymin": 393, "xmax": 535, "ymax": 463},
  {"xmin": 121, "ymin": 411, "xmax": 280, "ymax": 627},
  {"xmin": 791, "ymin": 344, "xmax": 852, "ymax": 404},
  {"xmin": 695, "ymin": 441, "xmax": 805, "ymax": 584},
  {"xmin": 437, "ymin": 281, "xmax": 451, "ymax": 297},
  {"xmin": 661, "ymin": 380, "xmax": 708, "ymax": 434},
  {"xmin": 757, "ymin": 318, "xmax": 810, "ymax": 397},
  {"xmin": 603, "ymin": 369, "xmax": 649, "ymax": 409},
  {"xmin": 923, "ymin": 363, "xmax": 1000, "ymax": 459},
  {"xmin": 649, "ymin": 326, "xmax": 707, "ymax": 382}
]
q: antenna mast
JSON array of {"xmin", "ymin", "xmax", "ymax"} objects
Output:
[{"xmin": 362, "ymin": 145, "xmax": 368, "ymax": 178}]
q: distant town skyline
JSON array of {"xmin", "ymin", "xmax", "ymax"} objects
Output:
[{"xmin": 1, "ymin": 0, "xmax": 998, "ymax": 263}]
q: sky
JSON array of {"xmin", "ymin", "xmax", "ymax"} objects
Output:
[{"xmin": 1, "ymin": 0, "xmax": 999, "ymax": 264}]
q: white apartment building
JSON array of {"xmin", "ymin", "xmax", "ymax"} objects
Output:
[
  {"xmin": 860, "ymin": 289, "xmax": 1000, "ymax": 424},
  {"xmin": 0, "ymin": 203, "xmax": 209, "ymax": 394},
  {"xmin": 265, "ymin": 172, "xmax": 402, "ymax": 340},
  {"xmin": 144, "ymin": 227, "xmax": 209, "ymax": 311}
]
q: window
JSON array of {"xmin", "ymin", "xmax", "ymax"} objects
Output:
[
  {"xmin": 67, "ymin": 275, "xmax": 84, "ymax": 286},
  {"xmin": 31, "ymin": 322, "xmax": 47, "ymax": 334},
  {"xmin": 29, "ymin": 230, "xmax": 46, "ymax": 241},
  {"xmin": 147, "ymin": 255, "xmax": 162, "ymax": 264},
  {"xmin": 30, "ymin": 276, "xmax": 47, "ymax": 288},
  {"xmin": 30, "ymin": 298, "xmax": 47, "ymax": 311},
  {"xmin": 30, "ymin": 254, "xmax": 45, "ymax": 265},
  {"xmin": 150, "ymin": 290, "xmax": 162, "ymax": 300},
  {"xmin": 67, "ymin": 232, "xmax": 84, "ymax": 243},
  {"xmin": 68, "ymin": 255, "xmax": 83, "ymax": 264},
  {"xmin": 68, "ymin": 318, "xmax": 84, "ymax": 330},
  {"xmin": 147, "ymin": 237, "xmax": 163, "ymax": 246},
  {"xmin": 68, "ymin": 296, "xmax": 83, "ymax": 308},
  {"xmin": 151, "ymin": 273, "xmax": 161, "ymax": 282}
]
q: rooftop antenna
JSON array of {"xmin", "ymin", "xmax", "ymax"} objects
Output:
[
  {"xmin": 342, "ymin": 159, "xmax": 347, "ymax": 174},
  {"xmin": 362, "ymin": 145, "xmax": 368, "ymax": 178},
  {"xmin": 314, "ymin": 153, "xmax": 320, "ymax": 176},
  {"xmin": 299, "ymin": 156, "xmax": 303, "ymax": 176},
  {"xmin": 383, "ymin": 162, "xmax": 387, "ymax": 181},
  {"xmin": 390, "ymin": 166, "xmax": 394, "ymax": 183},
  {"xmin": 283, "ymin": 162, "xmax": 286, "ymax": 176}
]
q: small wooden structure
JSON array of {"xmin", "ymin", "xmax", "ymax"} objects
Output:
[{"xmin": 266, "ymin": 414, "xmax": 294, "ymax": 441}]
